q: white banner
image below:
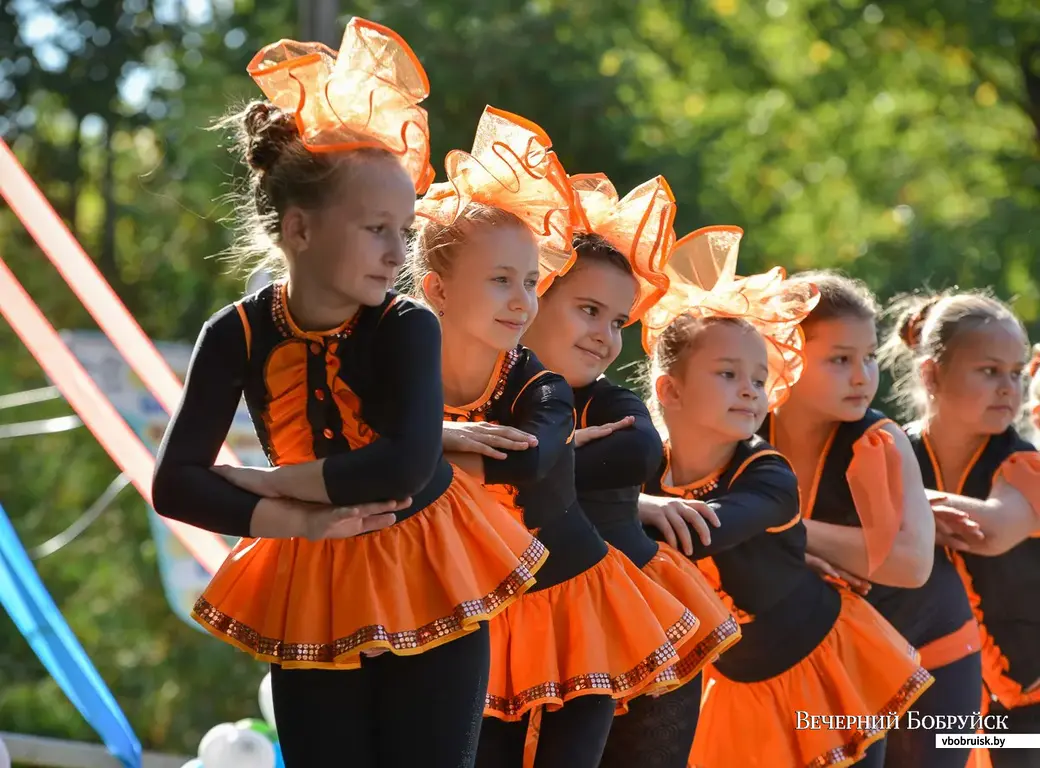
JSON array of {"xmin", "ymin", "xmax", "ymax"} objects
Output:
[{"xmin": 936, "ymin": 734, "xmax": 1040, "ymax": 749}]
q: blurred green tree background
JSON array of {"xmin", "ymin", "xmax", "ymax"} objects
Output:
[{"xmin": 0, "ymin": 0, "xmax": 1037, "ymax": 754}]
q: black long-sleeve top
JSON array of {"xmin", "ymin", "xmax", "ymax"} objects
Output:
[
  {"xmin": 572, "ymin": 376, "xmax": 663, "ymax": 568},
  {"xmin": 152, "ymin": 284, "xmax": 452, "ymax": 537},
  {"xmin": 644, "ymin": 437, "xmax": 841, "ymax": 682},
  {"xmin": 445, "ymin": 346, "xmax": 608, "ymax": 590}
]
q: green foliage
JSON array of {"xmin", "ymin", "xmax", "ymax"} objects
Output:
[{"xmin": 0, "ymin": 0, "xmax": 1037, "ymax": 754}]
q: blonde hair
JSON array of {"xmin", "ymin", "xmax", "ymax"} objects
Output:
[
  {"xmin": 879, "ymin": 289, "xmax": 1027, "ymax": 420},
  {"xmin": 403, "ymin": 203, "xmax": 529, "ymax": 300},
  {"xmin": 219, "ymin": 100, "xmax": 398, "ymax": 281},
  {"xmin": 787, "ymin": 270, "xmax": 878, "ymax": 332}
]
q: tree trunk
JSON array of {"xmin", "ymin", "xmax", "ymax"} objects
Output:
[
  {"xmin": 67, "ymin": 118, "xmax": 82, "ymax": 239},
  {"xmin": 298, "ymin": 0, "xmax": 341, "ymax": 48},
  {"xmin": 99, "ymin": 119, "xmax": 118, "ymax": 283}
]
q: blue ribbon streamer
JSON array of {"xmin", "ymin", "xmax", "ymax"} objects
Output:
[{"xmin": 0, "ymin": 501, "xmax": 142, "ymax": 767}]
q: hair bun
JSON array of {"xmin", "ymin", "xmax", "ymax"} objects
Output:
[
  {"xmin": 242, "ymin": 101, "xmax": 299, "ymax": 173},
  {"xmin": 898, "ymin": 295, "xmax": 940, "ymax": 349}
]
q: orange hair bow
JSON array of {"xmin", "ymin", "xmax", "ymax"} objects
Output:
[
  {"xmin": 641, "ymin": 225, "xmax": 820, "ymax": 410},
  {"xmin": 247, "ymin": 17, "xmax": 434, "ymax": 192},
  {"xmin": 415, "ymin": 106, "xmax": 575, "ymax": 271},
  {"xmin": 540, "ymin": 173, "xmax": 676, "ymax": 325}
]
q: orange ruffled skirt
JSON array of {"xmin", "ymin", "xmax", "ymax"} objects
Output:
[
  {"xmin": 690, "ymin": 589, "xmax": 934, "ymax": 768},
  {"xmin": 624, "ymin": 543, "xmax": 741, "ymax": 710},
  {"xmin": 485, "ymin": 544, "xmax": 700, "ymax": 721},
  {"xmin": 192, "ymin": 467, "xmax": 547, "ymax": 669}
]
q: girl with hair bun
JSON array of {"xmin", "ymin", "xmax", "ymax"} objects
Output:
[
  {"xmin": 882, "ymin": 291, "xmax": 1040, "ymax": 768},
  {"xmin": 638, "ymin": 231, "xmax": 932, "ymax": 768},
  {"xmin": 152, "ymin": 20, "xmax": 546, "ymax": 767}
]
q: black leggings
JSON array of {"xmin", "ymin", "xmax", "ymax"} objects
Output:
[
  {"xmin": 857, "ymin": 738, "xmax": 887, "ymax": 768},
  {"xmin": 475, "ymin": 695, "xmax": 616, "ymax": 768},
  {"xmin": 884, "ymin": 652, "xmax": 983, "ymax": 768},
  {"xmin": 271, "ymin": 623, "xmax": 490, "ymax": 768},
  {"xmin": 989, "ymin": 701, "xmax": 1040, "ymax": 768},
  {"xmin": 598, "ymin": 677, "xmax": 702, "ymax": 768}
]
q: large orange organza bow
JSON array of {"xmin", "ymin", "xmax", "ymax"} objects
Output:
[
  {"xmin": 641, "ymin": 225, "xmax": 819, "ymax": 410},
  {"xmin": 414, "ymin": 106, "xmax": 575, "ymax": 272},
  {"xmin": 247, "ymin": 17, "xmax": 434, "ymax": 192},
  {"xmin": 541, "ymin": 173, "xmax": 675, "ymax": 324}
]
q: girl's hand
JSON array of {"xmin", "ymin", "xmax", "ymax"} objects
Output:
[
  {"xmin": 442, "ymin": 422, "xmax": 537, "ymax": 459},
  {"xmin": 213, "ymin": 465, "xmax": 280, "ymax": 497},
  {"xmin": 804, "ymin": 553, "xmax": 872, "ymax": 596},
  {"xmin": 638, "ymin": 495, "xmax": 720, "ymax": 555},
  {"xmin": 931, "ymin": 504, "xmax": 985, "ymax": 546},
  {"xmin": 300, "ymin": 499, "xmax": 404, "ymax": 541},
  {"xmin": 573, "ymin": 416, "xmax": 636, "ymax": 447},
  {"xmin": 249, "ymin": 497, "xmax": 409, "ymax": 539}
]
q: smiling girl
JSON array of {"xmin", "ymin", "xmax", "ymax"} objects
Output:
[
  {"xmin": 881, "ymin": 292, "xmax": 1040, "ymax": 768},
  {"xmin": 411, "ymin": 107, "xmax": 700, "ymax": 768},
  {"xmin": 638, "ymin": 228, "xmax": 931, "ymax": 768},
  {"xmin": 152, "ymin": 23, "xmax": 544, "ymax": 767},
  {"xmin": 523, "ymin": 176, "xmax": 739, "ymax": 768}
]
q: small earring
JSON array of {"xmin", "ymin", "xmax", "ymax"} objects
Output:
[{"xmin": 438, "ymin": 309, "xmax": 444, "ymax": 317}]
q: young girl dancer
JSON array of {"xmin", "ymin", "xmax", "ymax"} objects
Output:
[
  {"xmin": 152, "ymin": 22, "xmax": 545, "ymax": 767},
  {"xmin": 882, "ymin": 292, "xmax": 1040, "ymax": 768},
  {"xmin": 412, "ymin": 107, "xmax": 700, "ymax": 768},
  {"xmin": 522, "ymin": 174, "xmax": 739, "ymax": 768},
  {"xmin": 764, "ymin": 271, "xmax": 973, "ymax": 768},
  {"xmin": 639, "ymin": 227, "xmax": 933, "ymax": 768}
]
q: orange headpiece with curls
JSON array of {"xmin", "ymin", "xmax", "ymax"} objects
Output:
[
  {"xmin": 642, "ymin": 225, "xmax": 820, "ymax": 409},
  {"xmin": 539, "ymin": 174, "xmax": 676, "ymax": 324},
  {"xmin": 1027, "ymin": 344, "xmax": 1040, "ymax": 381},
  {"xmin": 247, "ymin": 17, "xmax": 434, "ymax": 192},
  {"xmin": 414, "ymin": 106, "xmax": 575, "ymax": 271}
]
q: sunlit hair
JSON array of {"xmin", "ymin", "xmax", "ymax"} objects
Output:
[
  {"xmin": 401, "ymin": 203, "xmax": 529, "ymax": 300},
  {"xmin": 786, "ymin": 270, "xmax": 878, "ymax": 334},
  {"xmin": 403, "ymin": 105, "xmax": 574, "ymax": 302},
  {"xmin": 218, "ymin": 101, "xmax": 397, "ymax": 280},
  {"xmin": 878, "ymin": 289, "xmax": 1027, "ymax": 420},
  {"xmin": 216, "ymin": 18, "xmax": 430, "ymax": 282}
]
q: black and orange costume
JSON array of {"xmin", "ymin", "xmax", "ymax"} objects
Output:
[
  {"xmin": 765, "ymin": 406, "xmax": 984, "ymax": 768},
  {"xmin": 547, "ymin": 174, "xmax": 739, "ymax": 768},
  {"xmin": 640, "ymin": 226, "xmax": 933, "ymax": 768},
  {"xmin": 155, "ymin": 286, "xmax": 547, "ymax": 764},
  {"xmin": 416, "ymin": 108, "xmax": 701, "ymax": 768},
  {"xmin": 152, "ymin": 22, "xmax": 545, "ymax": 768},
  {"xmin": 442, "ymin": 347, "xmax": 698, "ymax": 768},
  {"xmin": 906, "ymin": 422, "xmax": 1040, "ymax": 768},
  {"xmin": 574, "ymin": 377, "xmax": 740, "ymax": 768}
]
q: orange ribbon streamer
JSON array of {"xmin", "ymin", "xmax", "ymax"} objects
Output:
[
  {"xmin": 0, "ymin": 255, "xmax": 230, "ymax": 574},
  {"xmin": 0, "ymin": 138, "xmax": 232, "ymax": 572}
]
